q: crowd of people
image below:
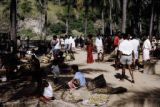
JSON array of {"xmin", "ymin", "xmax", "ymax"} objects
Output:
[{"xmin": 0, "ymin": 32, "xmax": 160, "ymax": 103}]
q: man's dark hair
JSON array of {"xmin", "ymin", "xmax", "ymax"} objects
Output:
[
  {"xmin": 71, "ymin": 65, "xmax": 79, "ymax": 72},
  {"xmin": 122, "ymin": 33, "xmax": 128, "ymax": 40}
]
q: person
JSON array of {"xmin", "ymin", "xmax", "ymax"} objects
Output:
[
  {"xmin": 64, "ymin": 35, "xmax": 69, "ymax": 52},
  {"xmin": 39, "ymin": 80, "xmax": 54, "ymax": 103},
  {"xmin": 114, "ymin": 33, "xmax": 120, "ymax": 69},
  {"xmin": 51, "ymin": 59, "xmax": 60, "ymax": 84},
  {"xmin": 68, "ymin": 35, "xmax": 75, "ymax": 60},
  {"xmin": 130, "ymin": 36, "xmax": 140, "ymax": 69},
  {"xmin": 30, "ymin": 55, "xmax": 42, "ymax": 95},
  {"xmin": 86, "ymin": 34, "xmax": 94, "ymax": 63},
  {"xmin": 142, "ymin": 36, "xmax": 152, "ymax": 62},
  {"xmin": 95, "ymin": 34, "xmax": 104, "ymax": 61},
  {"xmin": 68, "ymin": 65, "xmax": 86, "ymax": 90},
  {"xmin": 118, "ymin": 33, "xmax": 135, "ymax": 83}
]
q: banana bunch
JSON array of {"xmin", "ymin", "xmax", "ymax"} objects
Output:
[
  {"xmin": 88, "ymin": 94, "xmax": 108, "ymax": 105},
  {"xmin": 39, "ymin": 54, "xmax": 51, "ymax": 63}
]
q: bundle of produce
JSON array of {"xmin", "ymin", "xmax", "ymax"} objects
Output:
[
  {"xmin": 82, "ymin": 94, "xmax": 109, "ymax": 106},
  {"xmin": 39, "ymin": 54, "xmax": 51, "ymax": 63}
]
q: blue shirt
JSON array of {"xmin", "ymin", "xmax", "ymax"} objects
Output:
[{"xmin": 74, "ymin": 71, "xmax": 86, "ymax": 86}]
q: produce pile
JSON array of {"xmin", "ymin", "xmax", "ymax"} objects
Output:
[
  {"xmin": 39, "ymin": 54, "xmax": 52, "ymax": 64},
  {"xmin": 82, "ymin": 94, "xmax": 109, "ymax": 106}
]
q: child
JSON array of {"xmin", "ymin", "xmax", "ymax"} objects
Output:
[
  {"xmin": 68, "ymin": 65, "xmax": 86, "ymax": 90},
  {"xmin": 39, "ymin": 80, "xmax": 54, "ymax": 103}
]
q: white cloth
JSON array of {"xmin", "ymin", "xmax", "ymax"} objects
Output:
[
  {"xmin": 143, "ymin": 39, "xmax": 152, "ymax": 61},
  {"xmin": 119, "ymin": 40, "xmax": 134, "ymax": 55},
  {"xmin": 43, "ymin": 83, "xmax": 53, "ymax": 98},
  {"xmin": 68, "ymin": 37, "xmax": 75, "ymax": 48},
  {"xmin": 130, "ymin": 39, "xmax": 140, "ymax": 59},
  {"xmin": 95, "ymin": 37, "xmax": 103, "ymax": 47},
  {"xmin": 95, "ymin": 37, "xmax": 103, "ymax": 53},
  {"xmin": 54, "ymin": 39, "xmax": 61, "ymax": 49},
  {"xmin": 60, "ymin": 38, "xmax": 64, "ymax": 45},
  {"xmin": 64, "ymin": 38, "xmax": 69, "ymax": 45}
]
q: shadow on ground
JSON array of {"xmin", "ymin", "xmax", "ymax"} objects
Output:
[
  {"xmin": 111, "ymin": 88, "xmax": 160, "ymax": 107},
  {"xmin": 80, "ymin": 68, "xmax": 109, "ymax": 74}
]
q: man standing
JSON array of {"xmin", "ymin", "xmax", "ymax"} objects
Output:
[
  {"xmin": 95, "ymin": 34, "xmax": 104, "ymax": 61},
  {"xmin": 50, "ymin": 36, "xmax": 61, "ymax": 59},
  {"xmin": 118, "ymin": 33, "xmax": 135, "ymax": 83},
  {"xmin": 130, "ymin": 36, "xmax": 140, "ymax": 69},
  {"xmin": 143, "ymin": 36, "xmax": 152, "ymax": 62}
]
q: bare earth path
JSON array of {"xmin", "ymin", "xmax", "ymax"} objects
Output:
[{"xmin": 67, "ymin": 49, "xmax": 160, "ymax": 107}]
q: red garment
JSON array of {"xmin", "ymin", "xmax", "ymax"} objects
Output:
[
  {"xmin": 114, "ymin": 36, "xmax": 119, "ymax": 46},
  {"xmin": 87, "ymin": 45, "xmax": 94, "ymax": 63}
]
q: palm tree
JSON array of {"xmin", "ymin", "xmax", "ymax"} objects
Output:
[
  {"xmin": 10, "ymin": 0, "xmax": 17, "ymax": 51},
  {"xmin": 121, "ymin": 0, "xmax": 127, "ymax": 33},
  {"xmin": 66, "ymin": 0, "xmax": 72, "ymax": 35},
  {"xmin": 84, "ymin": 0, "xmax": 90, "ymax": 35}
]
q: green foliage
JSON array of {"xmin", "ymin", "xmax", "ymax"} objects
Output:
[
  {"xmin": 49, "ymin": 22, "xmax": 66, "ymax": 35},
  {"xmin": 21, "ymin": 0, "xmax": 32, "ymax": 14},
  {"xmin": 18, "ymin": 29, "xmax": 37, "ymax": 39}
]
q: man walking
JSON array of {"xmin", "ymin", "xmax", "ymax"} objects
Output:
[{"xmin": 118, "ymin": 33, "xmax": 135, "ymax": 83}]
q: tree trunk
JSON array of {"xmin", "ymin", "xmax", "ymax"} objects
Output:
[
  {"xmin": 121, "ymin": 0, "xmax": 127, "ymax": 33},
  {"xmin": 59, "ymin": 0, "xmax": 61, "ymax": 5},
  {"xmin": 149, "ymin": 1, "xmax": 154, "ymax": 38},
  {"xmin": 84, "ymin": 0, "xmax": 89, "ymax": 36},
  {"xmin": 44, "ymin": 0, "xmax": 48, "ymax": 41},
  {"xmin": 101, "ymin": 10, "xmax": 105, "ymax": 35},
  {"xmin": 66, "ymin": 0, "xmax": 71, "ymax": 35},
  {"xmin": 10, "ymin": 0, "xmax": 17, "ymax": 53},
  {"xmin": 109, "ymin": 0, "xmax": 113, "ymax": 35},
  {"xmin": 66, "ymin": 19, "xmax": 69, "ymax": 35},
  {"xmin": 84, "ymin": 17, "xmax": 88, "ymax": 36}
]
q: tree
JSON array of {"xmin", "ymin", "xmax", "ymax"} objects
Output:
[
  {"xmin": 121, "ymin": 0, "xmax": 127, "ymax": 33},
  {"xmin": 10, "ymin": 0, "xmax": 17, "ymax": 51}
]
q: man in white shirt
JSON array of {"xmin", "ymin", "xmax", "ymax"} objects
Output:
[
  {"xmin": 64, "ymin": 35, "xmax": 69, "ymax": 52},
  {"xmin": 143, "ymin": 36, "xmax": 152, "ymax": 62},
  {"xmin": 51, "ymin": 36, "xmax": 61, "ymax": 59},
  {"xmin": 130, "ymin": 36, "xmax": 140, "ymax": 69},
  {"xmin": 95, "ymin": 35, "xmax": 104, "ymax": 61},
  {"xmin": 118, "ymin": 33, "xmax": 134, "ymax": 83}
]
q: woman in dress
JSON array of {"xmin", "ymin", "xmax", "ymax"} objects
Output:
[{"xmin": 86, "ymin": 34, "xmax": 94, "ymax": 63}]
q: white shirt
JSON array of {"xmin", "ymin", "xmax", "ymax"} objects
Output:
[
  {"xmin": 43, "ymin": 82, "xmax": 53, "ymax": 98},
  {"xmin": 60, "ymin": 38, "xmax": 64, "ymax": 45},
  {"xmin": 119, "ymin": 40, "xmax": 134, "ymax": 55},
  {"xmin": 130, "ymin": 39, "xmax": 140, "ymax": 53},
  {"xmin": 54, "ymin": 38, "xmax": 61, "ymax": 49},
  {"xmin": 64, "ymin": 38, "xmax": 69, "ymax": 45},
  {"xmin": 68, "ymin": 37, "xmax": 75, "ymax": 48},
  {"xmin": 95, "ymin": 37, "xmax": 103, "ymax": 47},
  {"xmin": 143, "ymin": 39, "xmax": 152, "ymax": 51}
]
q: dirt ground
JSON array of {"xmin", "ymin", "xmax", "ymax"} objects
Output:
[
  {"xmin": 1, "ymin": 49, "xmax": 160, "ymax": 107},
  {"xmin": 64, "ymin": 49, "xmax": 160, "ymax": 107}
]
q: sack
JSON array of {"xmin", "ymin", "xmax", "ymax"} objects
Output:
[{"xmin": 87, "ymin": 74, "xmax": 107, "ymax": 90}]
